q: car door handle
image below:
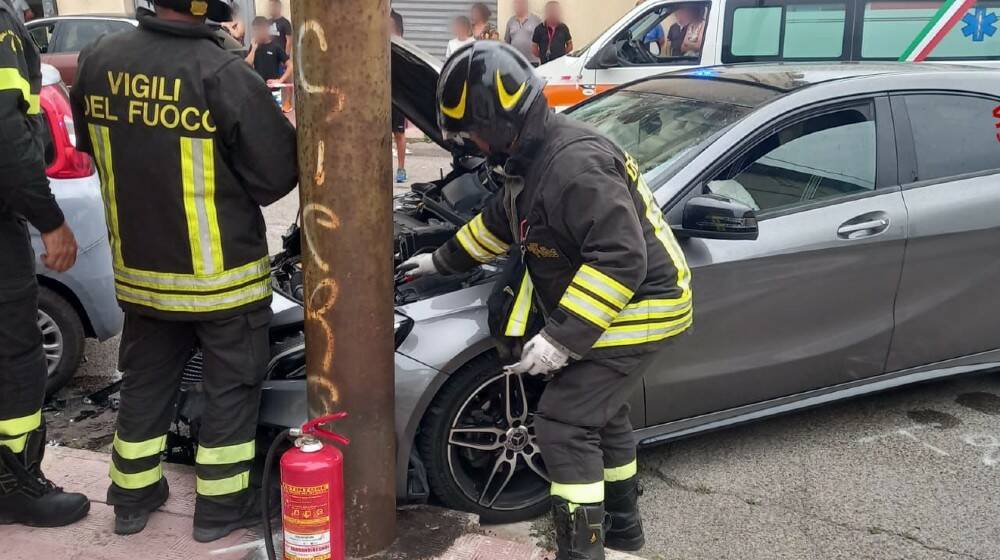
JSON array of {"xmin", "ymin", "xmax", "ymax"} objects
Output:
[{"xmin": 837, "ymin": 218, "xmax": 889, "ymax": 239}]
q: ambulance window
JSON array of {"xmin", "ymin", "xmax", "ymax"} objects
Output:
[
  {"xmin": 724, "ymin": 1, "xmax": 848, "ymax": 62},
  {"xmin": 861, "ymin": 0, "xmax": 1000, "ymax": 60},
  {"xmin": 731, "ymin": 7, "xmax": 781, "ymax": 56}
]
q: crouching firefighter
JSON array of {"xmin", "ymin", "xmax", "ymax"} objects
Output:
[
  {"xmin": 69, "ymin": 0, "xmax": 298, "ymax": 542},
  {"xmin": 0, "ymin": 0, "xmax": 89, "ymax": 527},
  {"xmin": 399, "ymin": 42, "xmax": 692, "ymax": 559}
]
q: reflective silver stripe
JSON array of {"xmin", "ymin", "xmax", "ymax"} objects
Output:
[
  {"xmin": 190, "ymin": 139, "xmax": 218, "ymax": 274},
  {"xmin": 116, "ymin": 279, "xmax": 271, "ymax": 313},
  {"xmin": 594, "ymin": 315, "xmax": 693, "ymax": 348},
  {"xmin": 614, "ymin": 300, "xmax": 691, "ymax": 322},
  {"xmin": 113, "ymin": 257, "xmax": 270, "ymax": 293},
  {"xmin": 456, "ymin": 226, "xmax": 493, "ymax": 263},
  {"xmin": 560, "ymin": 286, "xmax": 617, "ymax": 329},
  {"xmin": 573, "ymin": 266, "xmax": 631, "ymax": 310},
  {"xmin": 470, "ymin": 215, "xmax": 507, "ymax": 255}
]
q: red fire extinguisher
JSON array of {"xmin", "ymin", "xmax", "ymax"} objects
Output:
[{"xmin": 263, "ymin": 412, "xmax": 350, "ymax": 560}]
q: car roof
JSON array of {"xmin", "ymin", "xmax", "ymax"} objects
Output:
[{"xmin": 625, "ymin": 62, "xmax": 988, "ymax": 108}]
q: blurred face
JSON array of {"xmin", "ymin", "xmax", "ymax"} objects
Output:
[
  {"xmin": 253, "ymin": 23, "xmax": 270, "ymax": 43},
  {"xmin": 471, "ymin": 6, "xmax": 485, "ymax": 23},
  {"xmin": 544, "ymin": 3, "xmax": 561, "ymax": 23},
  {"xmin": 453, "ymin": 19, "xmax": 470, "ymax": 38},
  {"xmin": 675, "ymin": 6, "xmax": 694, "ymax": 25},
  {"xmin": 269, "ymin": 1, "xmax": 282, "ymax": 18},
  {"xmin": 513, "ymin": 0, "xmax": 529, "ymax": 16}
]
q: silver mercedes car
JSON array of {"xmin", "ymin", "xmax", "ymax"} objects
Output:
[{"xmin": 182, "ymin": 39, "xmax": 1000, "ymax": 523}]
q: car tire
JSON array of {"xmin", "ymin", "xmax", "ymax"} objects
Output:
[
  {"xmin": 37, "ymin": 286, "xmax": 85, "ymax": 397},
  {"xmin": 418, "ymin": 353, "xmax": 551, "ymax": 524}
]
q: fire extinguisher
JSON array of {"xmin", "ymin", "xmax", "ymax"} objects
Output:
[{"xmin": 262, "ymin": 412, "xmax": 350, "ymax": 560}]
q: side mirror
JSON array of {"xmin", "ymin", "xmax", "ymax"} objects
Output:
[
  {"xmin": 675, "ymin": 194, "xmax": 759, "ymax": 241},
  {"xmin": 585, "ymin": 42, "xmax": 620, "ymax": 70}
]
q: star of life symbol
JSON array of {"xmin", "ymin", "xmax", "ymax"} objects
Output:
[{"xmin": 962, "ymin": 7, "xmax": 998, "ymax": 42}]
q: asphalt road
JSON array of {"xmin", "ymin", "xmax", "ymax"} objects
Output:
[{"xmin": 53, "ymin": 140, "xmax": 1000, "ymax": 559}]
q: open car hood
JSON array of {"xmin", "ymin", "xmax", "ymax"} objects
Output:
[{"xmin": 392, "ymin": 36, "xmax": 447, "ymax": 151}]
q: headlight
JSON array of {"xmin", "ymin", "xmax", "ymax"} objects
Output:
[{"xmin": 394, "ymin": 312, "xmax": 414, "ymax": 349}]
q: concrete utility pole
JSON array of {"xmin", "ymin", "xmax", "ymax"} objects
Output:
[{"xmin": 292, "ymin": 0, "xmax": 396, "ymax": 555}]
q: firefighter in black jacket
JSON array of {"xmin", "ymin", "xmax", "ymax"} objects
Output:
[
  {"xmin": 70, "ymin": 0, "xmax": 298, "ymax": 542},
  {"xmin": 400, "ymin": 42, "xmax": 692, "ymax": 559},
  {"xmin": 0, "ymin": 0, "xmax": 90, "ymax": 528}
]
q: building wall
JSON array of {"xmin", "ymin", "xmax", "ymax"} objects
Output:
[
  {"xmin": 56, "ymin": 0, "xmax": 131, "ymax": 15},
  {"xmin": 496, "ymin": 0, "xmax": 635, "ymax": 50}
]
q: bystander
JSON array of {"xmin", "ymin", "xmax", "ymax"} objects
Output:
[
  {"xmin": 532, "ymin": 1, "xmax": 572, "ymax": 64},
  {"xmin": 221, "ymin": 1, "xmax": 245, "ymax": 43},
  {"xmin": 246, "ymin": 16, "xmax": 291, "ymax": 101},
  {"xmin": 268, "ymin": 0, "xmax": 292, "ymax": 55},
  {"xmin": 446, "ymin": 16, "xmax": 475, "ymax": 59},
  {"xmin": 391, "ymin": 9, "xmax": 408, "ymax": 183},
  {"xmin": 471, "ymin": 3, "xmax": 500, "ymax": 40},
  {"xmin": 504, "ymin": 0, "xmax": 541, "ymax": 65}
]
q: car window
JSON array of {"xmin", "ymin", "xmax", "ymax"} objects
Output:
[
  {"xmin": 28, "ymin": 22, "xmax": 55, "ymax": 54},
  {"xmin": 55, "ymin": 20, "xmax": 132, "ymax": 53},
  {"xmin": 903, "ymin": 94, "xmax": 1000, "ymax": 182},
  {"xmin": 724, "ymin": 1, "xmax": 847, "ymax": 62},
  {"xmin": 615, "ymin": 2, "xmax": 710, "ymax": 65},
  {"xmin": 710, "ymin": 105, "xmax": 876, "ymax": 214},
  {"xmin": 861, "ymin": 0, "xmax": 1000, "ymax": 60}
]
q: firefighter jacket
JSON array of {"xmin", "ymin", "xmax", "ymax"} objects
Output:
[
  {"xmin": 433, "ymin": 99, "xmax": 693, "ymax": 359},
  {"xmin": 70, "ymin": 14, "xmax": 298, "ymax": 320},
  {"xmin": 0, "ymin": 1, "xmax": 64, "ymax": 236}
]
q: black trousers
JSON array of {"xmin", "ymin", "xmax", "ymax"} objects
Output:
[
  {"xmin": 534, "ymin": 353, "xmax": 652, "ymax": 503},
  {"xmin": 0, "ymin": 214, "xmax": 46, "ymax": 455},
  {"xmin": 108, "ymin": 307, "xmax": 272, "ymax": 526}
]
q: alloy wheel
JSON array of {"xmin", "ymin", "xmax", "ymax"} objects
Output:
[
  {"xmin": 446, "ymin": 371, "xmax": 550, "ymax": 511},
  {"xmin": 37, "ymin": 309, "xmax": 63, "ymax": 377}
]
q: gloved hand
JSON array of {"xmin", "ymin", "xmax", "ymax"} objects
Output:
[
  {"xmin": 505, "ymin": 333, "xmax": 570, "ymax": 376},
  {"xmin": 396, "ymin": 253, "xmax": 438, "ymax": 280}
]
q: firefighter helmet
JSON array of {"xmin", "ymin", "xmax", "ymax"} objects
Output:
[
  {"xmin": 150, "ymin": 0, "xmax": 232, "ymax": 21},
  {"xmin": 437, "ymin": 41, "xmax": 544, "ymax": 155}
]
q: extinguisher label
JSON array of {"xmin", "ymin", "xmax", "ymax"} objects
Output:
[{"xmin": 282, "ymin": 482, "xmax": 332, "ymax": 560}]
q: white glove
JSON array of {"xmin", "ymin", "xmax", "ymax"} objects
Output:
[
  {"xmin": 506, "ymin": 333, "xmax": 570, "ymax": 376},
  {"xmin": 396, "ymin": 253, "xmax": 438, "ymax": 280}
]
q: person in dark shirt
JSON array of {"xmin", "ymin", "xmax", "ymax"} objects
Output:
[
  {"xmin": 532, "ymin": 1, "xmax": 573, "ymax": 64},
  {"xmin": 666, "ymin": 4, "xmax": 706, "ymax": 57},
  {"xmin": 246, "ymin": 16, "xmax": 291, "ymax": 97},
  {"xmin": 390, "ymin": 9, "xmax": 408, "ymax": 183},
  {"xmin": 268, "ymin": 0, "xmax": 292, "ymax": 54}
]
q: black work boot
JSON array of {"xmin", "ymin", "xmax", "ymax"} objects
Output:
[
  {"xmin": 0, "ymin": 427, "xmax": 90, "ymax": 527},
  {"xmin": 192, "ymin": 492, "xmax": 261, "ymax": 543},
  {"xmin": 114, "ymin": 478, "xmax": 169, "ymax": 535},
  {"xmin": 604, "ymin": 477, "xmax": 644, "ymax": 551},
  {"xmin": 552, "ymin": 497, "xmax": 606, "ymax": 560}
]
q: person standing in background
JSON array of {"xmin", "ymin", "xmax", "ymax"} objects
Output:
[
  {"xmin": 222, "ymin": 1, "xmax": 245, "ymax": 43},
  {"xmin": 532, "ymin": 1, "xmax": 572, "ymax": 64},
  {"xmin": 446, "ymin": 16, "xmax": 475, "ymax": 59},
  {"xmin": 268, "ymin": 0, "xmax": 292, "ymax": 55},
  {"xmin": 504, "ymin": 0, "xmax": 541, "ymax": 65},
  {"xmin": 246, "ymin": 17, "xmax": 291, "ymax": 88},
  {"xmin": 666, "ymin": 4, "xmax": 705, "ymax": 57},
  {"xmin": 3, "ymin": 0, "xmax": 32, "ymax": 23},
  {"xmin": 391, "ymin": 9, "xmax": 408, "ymax": 183},
  {"xmin": 471, "ymin": 3, "xmax": 500, "ymax": 41}
]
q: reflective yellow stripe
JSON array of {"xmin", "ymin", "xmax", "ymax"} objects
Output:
[
  {"xmin": 115, "ymin": 276, "xmax": 271, "ymax": 313},
  {"xmin": 504, "ymin": 272, "xmax": 534, "ymax": 337},
  {"xmin": 469, "ymin": 214, "xmax": 508, "ymax": 255},
  {"xmin": 196, "ymin": 441, "xmax": 255, "ymax": 466},
  {"xmin": 181, "ymin": 137, "xmax": 224, "ymax": 276},
  {"xmin": 456, "ymin": 225, "xmax": 493, "ymax": 263},
  {"xmin": 551, "ymin": 481, "xmax": 604, "ymax": 504},
  {"xmin": 89, "ymin": 124, "xmax": 123, "ymax": 267},
  {"xmin": 114, "ymin": 257, "xmax": 270, "ymax": 293},
  {"xmin": 593, "ymin": 314, "xmax": 693, "ymax": 348},
  {"xmin": 560, "ymin": 285, "xmax": 617, "ymax": 329},
  {"xmin": 0, "ymin": 410, "xmax": 41, "ymax": 436},
  {"xmin": 614, "ymin": 298, "xmax": 692, "ymax": 323},
  {"xmin": 574, "ymin": 265, "xmax": 633, "ymax": 309},
  {"xmin": 110, "ymin": 463, "xmax": 163, "ymax": 490},
  {"xmin": 631, "ymin": 154, "xmax": 692, "ymax": 306},
  {"xmin": 197, "ymin": 471, "xmax": 250, "ymax": 497},
  {"xmin": 604, "ymin": 459, "xmax": 637, "ymax": 482},
  {"xmin": 113, "ymin": 433, "xmax": 166, "ymax": 461},
  {"xmin": 0, "ymin": 67, "xmax": 37, "ymax": 114},
  {"xmin": 0, "ymin": 434, "xmax": 29, "ymax": 453}
]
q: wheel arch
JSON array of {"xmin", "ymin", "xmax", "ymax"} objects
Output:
[{"xmin": 36, "ymin": 275, "xmax": 95, "ymax": 337}]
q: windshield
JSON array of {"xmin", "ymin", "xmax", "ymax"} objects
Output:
[{"xmin": 569, "ymin": 88, "xmax": 751, "ymax": 178}]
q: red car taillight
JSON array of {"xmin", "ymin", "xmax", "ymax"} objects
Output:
[{"xmin": 41, "ymin": 83, "xmax": 95, "ymax": 180}]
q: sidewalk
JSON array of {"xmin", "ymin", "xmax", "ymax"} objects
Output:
[{"xmin": 0, "ymin": 447, "xmax": 644, "ymax": 560}]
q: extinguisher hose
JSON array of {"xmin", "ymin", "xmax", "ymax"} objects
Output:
[{"xmin": 262, "ymin": 428, "xmax": 290, "ymax": 560}]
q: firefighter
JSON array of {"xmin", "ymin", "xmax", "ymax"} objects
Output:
[
  {"xmin": 399, "ymin": 42, "xmax": 692, "ymax": 559},
  {"xmin": 69, "ymin": 0, "xmax": 298, "ymax": 542},
  {"xmin": 0, "ymin": 0, "xmax": 90, "ymax": 527}
]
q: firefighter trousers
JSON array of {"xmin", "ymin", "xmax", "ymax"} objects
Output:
[
  {"xmin": 108, "ymin": 307, "xmax": 272, "ymax": 527},
  {"xmin": 534, "ymin": 352, "xmax": 655, "ymax": 505},
  {"xmin": 0, "ymin": 215, "xmax": 47, "ymax": 457}
]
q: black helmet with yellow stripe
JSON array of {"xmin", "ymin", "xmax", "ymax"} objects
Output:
[
  {"xmin": 437, "ymin": 41, "xmax": 544, "ymax": 156},
  {"xmin": 151, "ymin": 0, "xmax": 232, "ymax": 21}
]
